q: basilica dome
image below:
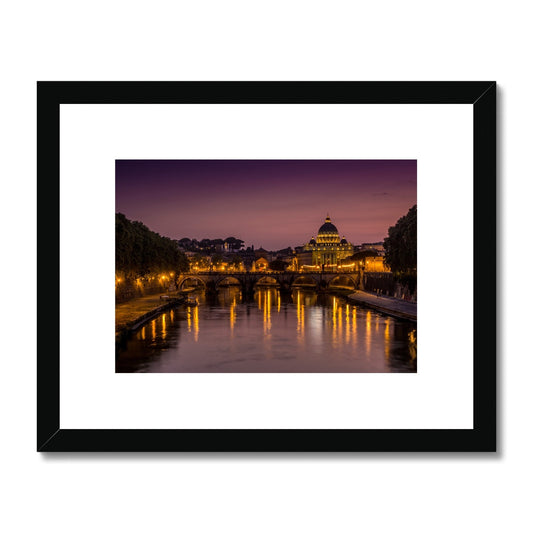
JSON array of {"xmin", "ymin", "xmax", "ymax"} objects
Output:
[
  {"xmin": 318, "ymin": 216, "xmax": 338, "ymax": 235},
  {"xmin": 300, "ymin": 214, "xmax": 354, "ymax": 269},
  {"xmin": 317, "ymin": 215, "xmax": 340, "ymax": 244}
]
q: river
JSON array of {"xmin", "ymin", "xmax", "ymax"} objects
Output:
[{"xmin": 116, "ymin": 287, "xmax": 417, "ymax": 373}]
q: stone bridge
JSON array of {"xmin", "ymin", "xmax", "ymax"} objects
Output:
[{"xmin": 176, "ymin": 271, "xmax": 362, "ymax": 294}]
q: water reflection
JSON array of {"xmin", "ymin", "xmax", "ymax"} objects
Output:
[
  {"xmin": 385, "ymin": 317, "xmax": 390, "ymax": 360},
  {"xmin": 161, "ymin": 313, "xmax": 166, "ymax": 340},
  {"xmin": 116, "ymin": 287, "xmax": 417, "ymax": 373},
  {"xmin": 193, "ymin": 305, "xmax": 199, "ymax": 342}
]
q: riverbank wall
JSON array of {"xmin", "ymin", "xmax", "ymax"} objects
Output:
[
  {"xmin": 115, "ymin": 295, "xmax": 185, "ymax": 348},
  {"xmin": 115, "ymin": 278, "xmax": 178, "ymax": 304},
  {"xmin": 344, "ymin": 290, "xmax": 417, "ymax": 322},
  {"xmin": 363, "ymin": 272, "xmax": 417, "ymax": 303}
]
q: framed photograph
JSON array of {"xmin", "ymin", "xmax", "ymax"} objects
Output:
[{"xmin": 37, "ymin": 81, "xmax": 496, "ymax": 452}]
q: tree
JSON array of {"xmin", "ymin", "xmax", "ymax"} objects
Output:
[
  {"xmin": 211, "ymin": 254, "xmax": 224, "ymax": 267},
  {"xmin": 178, "ymin": 238, "xmax": 192, "ymax": 249},
  {"xmin": 191, "ymin": 253, "xmax": 209, "ymax": 270},
  {"xmin": 349, "ymin": 249, "xmax": 379, "ymax": 264},
  {"xmin": 224, "ymin": 237, "xmax": 244, "ymax": 251},
  {"xmin": 383, "ymin": 205, "xmax": 417, "ymax": 274},
  {"xmin": 228, "ymin": 256, "xmax": 243, "ymax": 270},
  {"xmin": 115, "ymin": 213, "xmax": 189, "ymax": 278}
]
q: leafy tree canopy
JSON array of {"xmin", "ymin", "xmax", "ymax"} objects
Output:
[
  {"xmin": 383, "ymin": 205, "xmax": 417, "ymax": 274},
  {"xmin": 211, "ymin": 254, "xmax": 224, "ymax": 266},
  {"xmin": 116, "ymin": 213, "xmax": 189, "ymax": 278},
  {"xmin": 349, "ymin": 249, "xmax": 380, "ymax": 263}
]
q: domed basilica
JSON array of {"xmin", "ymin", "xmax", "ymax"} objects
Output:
[{"xmin": 299, "ymin": 215, "xmax": 354, "ymax": 269}]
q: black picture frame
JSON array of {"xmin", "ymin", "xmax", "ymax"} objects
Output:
[{"xmin": 37, "ymin": 81, "xmax": 496, "ymax": 452}]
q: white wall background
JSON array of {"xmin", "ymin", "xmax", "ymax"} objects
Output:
[{"xmin": 0, "ymin": 2, "xmax": 528, "ymax": 532}]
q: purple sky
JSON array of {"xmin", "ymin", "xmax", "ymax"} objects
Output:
[{"xmin": 116, "ymin": 160, "xmax": 416, "ymax": 250}]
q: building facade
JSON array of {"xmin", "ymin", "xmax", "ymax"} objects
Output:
[{"xmin": 298, "ymin": 215, "xmax": 354, "ymax": 269}]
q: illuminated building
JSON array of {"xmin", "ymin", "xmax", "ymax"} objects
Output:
[
  {"xmin": 340, "ymin": 254, "xmax": 389, "ymax": 272},
  {"xmin": 360, "ymin": 242, "xmax": 385, "ymax": 253},
  {"xmin": 252, "ymin": 257, "xmax": 269, "ymax": 271},
  {"xmin": 298, "ymin": 215, "xmax": 354, "ymax": 269}
]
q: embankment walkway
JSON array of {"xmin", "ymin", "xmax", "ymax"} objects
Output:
[
  {"xmin": 346, "ymin": 290, "xmax": 417, "ymax": 321},
  {"xmin": 116, "ymin": 294, "xmax": 184, "ymax": 337}
]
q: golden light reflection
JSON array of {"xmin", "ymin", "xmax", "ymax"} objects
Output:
[
  {"xmin": 408, "ymin": 329, "xmax": 417, "ymax": 360},
  {"xmin": 263, "ymin": 293, "xmax": 268, "ymax": 333},
  {"xmin": 141, "ymin": 326, "xmax": 146, "ymax": 340},
  {"xmin": 352, "ymin": 308, "xmax": 357, "ymax": 344},
  {"xmin": 152, "ymin": 319, "xmax": 156, "ymax": 339},
  {"xmin": 263, "ymin": 290, "xmax": 272, "ymax": 334},
  {"xmin": 299, "ymin": 299, "xmax": 305, "ymax": 342},
  {"xmin": 193, "ymin": 305, "xmax": 199, "ymax": 341},
  {"xmin": 332, "ymin": 296, "xmax": 337, "ymax": 338},
  {"xmin": 267, "ymin": 290, "xmax": 271, "ymax": 331},
  {"xmin": 345, "ymin": 304, "xmax": 350, "ymax": 343},
  {"xmin": 295, "ymin": 290, "xmax": 305, "ymax": 343},
  {"xmin": 230, "ymin": 296, "xmax": 236, "ymax": 335},
  {"xmin": 161, "ymin": 313, "xmax": 166, "ymax": 340},
  {"xmin": 187, "ymin": 308, "xmax": 191, "ymax": 332},
  {"xmin": 384, "ymin": 318, "xmax": 391, "ymax": 359},
  {"xmin": 366, "ymin": 310, "xmax": 372, "ymax": 356}
]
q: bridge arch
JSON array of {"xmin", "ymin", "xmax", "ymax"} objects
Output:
[
  {"xmin": 327, "ymin": 275, "xmax": 358, "ymax": 290},
  {"xmin": 292, "ymin": 275, "xmax": 319, "ymax": 288},
  {"xmin": 215, "ymin": 276, "xmax": 245, "ymax": 290},
  {"xmin": 177, "ymin": 276, "xmax": 208, "ymax": 290},
  {"xmin": 255, "ymin": 275, "xmax": 280, "ymax": 286}
]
